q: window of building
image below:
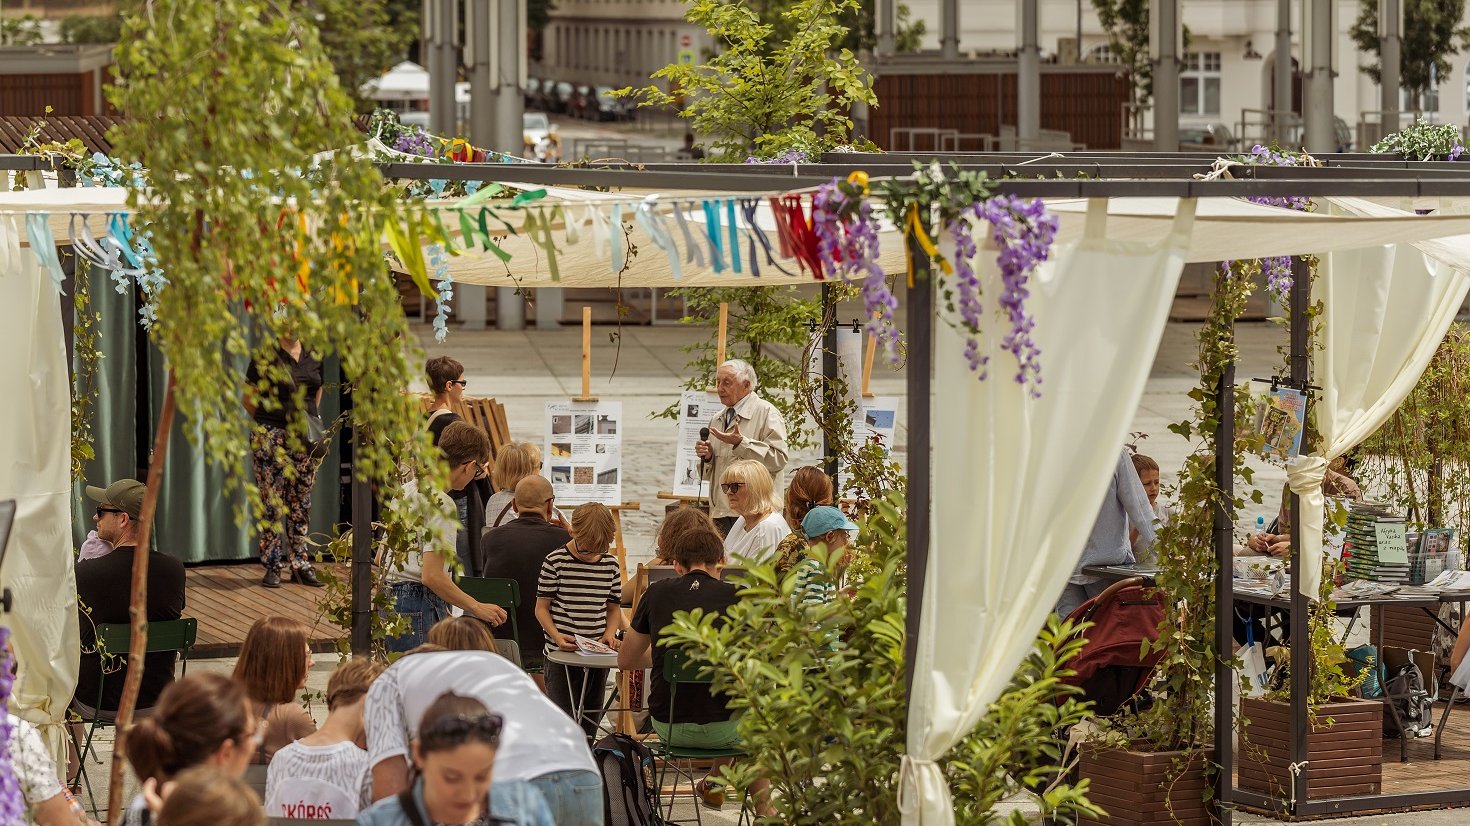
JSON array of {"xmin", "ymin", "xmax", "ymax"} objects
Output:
[{"xmin": 1180, "ymin": 51, "xmax": 1222, "ymax": 116}]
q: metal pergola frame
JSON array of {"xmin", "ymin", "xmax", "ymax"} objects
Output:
[{"xmin": 20, "ymin": 148, "xmax": 1470, "ymax": 820}]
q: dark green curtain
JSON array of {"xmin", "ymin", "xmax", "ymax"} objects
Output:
[{"xmin": 73, "ymin": 262, "xmax": 345, "ymax": 563}]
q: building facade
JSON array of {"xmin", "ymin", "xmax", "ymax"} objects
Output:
[{"xmin": 538, "ymin": 0, "xmax": 710, "ymax": 90}]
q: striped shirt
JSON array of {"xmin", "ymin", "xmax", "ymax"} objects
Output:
[{"xmin": 537, "ymin": 545, "xmax": 622, "ymax": 651}]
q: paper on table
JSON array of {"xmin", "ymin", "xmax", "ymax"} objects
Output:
[
  {"xmin": 574, "ymin": 634, "xmax": 615, "ymax": 655},
  {"xmin": 1376, "ymin": 522, "xmax": 1410, "ymax": 564}
]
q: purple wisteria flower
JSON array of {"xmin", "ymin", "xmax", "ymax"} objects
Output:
[
  {"xmin": 975, "ymin": 195, "xmax": 1057, "ymax": 396},
  {"xmin": 0, "ymin": 628, "xmax": 24, "ymax": 824},
  {"xmin": 392, "ymin": 129, "xmax": 436, "ymax": 158},
  {"xmin": 1242, "ymin": 145, "xmax": 1311, "ymax": 300},
  {"xmin": 947, "ymin": 216, "xmax": 988, "ymax": 378},
  {"xmin": 810, "ymin": 180, "xmax": 900, "ymax": 362}
]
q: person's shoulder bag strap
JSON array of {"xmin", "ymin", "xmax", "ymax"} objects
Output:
[
  {"xmin": 494, "ymin": 499, "xmax": 516, "ymax": 527},
  {"xmin": 398, "ymin": 787, "xmax": 516, "ymax": 825}
]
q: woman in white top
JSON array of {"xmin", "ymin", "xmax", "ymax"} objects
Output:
[
  {"xmin": 9, "ymin": 713, "xmax": 86, "ymax": 825},
  {"xmin": 266, "ymin": 657, "xmax": 385, "ymax": 820},
  {"xmin": 721, "ymin": 459, "xmax": 792, "ymax": 563}
]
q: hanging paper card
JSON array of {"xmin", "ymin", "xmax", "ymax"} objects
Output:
[
  {"xmin": 1376, "ymin": 521, "xmax": 1410, "ymax": 564},
  {"xmin": 1255, "ymin": 386, "xmax": 1306, "ymax": 461}
]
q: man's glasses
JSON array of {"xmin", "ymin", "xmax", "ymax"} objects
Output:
[
  {"xmin": 95, "ymin": 506, "xmax": 125, "ymax": 518},
  {"xmin": 421, "ymin": 712, "xmax": 504, "ymax": 746},
  {"xmin": 720, "ymin": 482, "xmax": 745, "ymax": 494}
]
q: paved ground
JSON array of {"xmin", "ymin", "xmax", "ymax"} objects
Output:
[{"xmin": 79, "ymin": 306, "xmax": 1440, "ymax": 822}]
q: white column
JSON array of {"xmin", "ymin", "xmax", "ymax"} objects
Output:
[
  {"xmin": 1150, "ymin": 0, "xmax": 1180, "ymax": 151},
  {"xmin": 1018, "ymin": 0, "xmax": 1041, "ymax": 147},
  {"xmin": 1303, "ymin": 0, "xmax": 1336, "ymax": 153}
]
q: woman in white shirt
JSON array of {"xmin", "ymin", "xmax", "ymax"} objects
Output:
[
  {"xmin": 265, "ymin": 657, "xmax": 385, "ymax": 820},
  {"xmin": 721, "ymin": 459, "xmax": 792, "ymax": 564}
]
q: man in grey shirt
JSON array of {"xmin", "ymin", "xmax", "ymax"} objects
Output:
[{"xmin": 1055, "ymin": 449, "xmax": 1158, "ymax": 617}]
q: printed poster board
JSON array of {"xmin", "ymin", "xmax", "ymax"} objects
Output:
[
  {"xmin": 672, "ymin": 390, "xmax": 723, "ymax": 498},
  {"xmin": 545, "ymin": 400, "xmax": 622, "ymax": 505},
  {"xmin": 837, "ymin": 396, "xmax": 899, "ymax": 497}
]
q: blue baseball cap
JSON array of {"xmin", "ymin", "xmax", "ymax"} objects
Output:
[{"xmin": 801, "ymin": 505, "xmax": 857, "ymax": 540}]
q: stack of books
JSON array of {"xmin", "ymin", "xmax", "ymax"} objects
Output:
[{"xmin": 1342, "ymin": 502, "xmax": 1412, "ymax": 584}]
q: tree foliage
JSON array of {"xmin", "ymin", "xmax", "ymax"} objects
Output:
[
  {"xmin": 299, "ymin": 0, "xmax": 416, "ymax": 111},
  {"xmin": 663, "ymin": 494, "xmax": 1098, "ymax": 823},
  {"xmin": 109, "ymin": 0, "xmax": 446, "ymax": 592},
  {"xmin": 1091, "ymin": 0, "xmax": 1152, "ymax": 104},
  {"xmin": 59, "ymin": 15, "xmax": 124, "ymax": 44},
  {"xmin": 1351, "ymin": 0, "xmax": 1470, "ymax": 108},
  {"xmin": 621, "ymin": 0, "xmax": 877, "ymax": 162}
]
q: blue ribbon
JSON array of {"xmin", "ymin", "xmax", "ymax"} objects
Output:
[
  {"xmin": 673, "ymin": 204, "xmax": 705, "ymax": 270},
  {"xmin": 26, "ymin": 213, "xmax": 66, "ymax": 294},
  {"xmin": 636, "ymin": 195, "xmax": 683, "ymax": 281},
  {"xmin": 725, "ymin": 198, "xmax": 742, "ymax": 274},
  {"xmin": 701, "ymin": 200, "xmax": 725, "ymax": 273},
  {"xmin": 610, "ymin": 203, "xmax": 625, "ymax": 274}
]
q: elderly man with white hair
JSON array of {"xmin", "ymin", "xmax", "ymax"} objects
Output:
[{"xmin": 694, "ymin": 358, "xmax": 790, "ymax": 535}]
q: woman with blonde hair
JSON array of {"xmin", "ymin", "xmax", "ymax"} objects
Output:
[
  {"xmin": 652, "ymin": 505, "xmax": 720, "ymax": 565},
  {"xmin": 773, "ymin": 466, "xmax": 834, "ymax": 575},
  {"xmin": 426, "ymin": 615, "xmax": 498, "ymax": 653},
  {"xmin": 484, "ymin": 442, "xmax": 568, "ymax": 529},
  {"xmin": 154, "ymin": 767, "xmax": 264, "ymax": 826},
  {"xmin": 231, "ymin": 616, "xmax": 316, "ymax": 762},
  {"xmin": 264, "ymin": 657, "xmax": 385, "ymax": 820},
  {"xmin": 721, "ymin": 459, "xmax": 790, "ymax": 563}
]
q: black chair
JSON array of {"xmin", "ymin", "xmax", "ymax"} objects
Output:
[
  {"xmin": 457, "ymin": 576, "xmax": 525, "ymax": 668},
  {"xmin": 70, "ymin": 618, "xmax": 197, "ymax": 814},
  {"xmin": 650, "ymin": 649, "xmax": 749, "ymax": 825}
]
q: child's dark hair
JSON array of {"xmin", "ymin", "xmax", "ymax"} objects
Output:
[
  {"xmin": 673, "ymin": 529, "xmax": 725, "ymax": 568},
  {"xmin": 426, "ymin": 356, "xmax": 464, "ymax": 395},
  {"xmin": 1130, "ymin": 453, "xmax": 1159, "ymax": 474},
  {"xmin": 417, "ymin": 692, "xmax": 503, "ymax": 756}
]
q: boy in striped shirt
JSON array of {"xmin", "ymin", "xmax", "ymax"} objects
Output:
[{"xmin": 536, "ymin": 502, "xmax": 626, "ymax": 736}]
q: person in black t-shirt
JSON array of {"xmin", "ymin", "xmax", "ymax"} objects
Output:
[
  {"xmin": 620, "ymin": 529, "xmax": 772, "ymax": 814},
  {"xmin": 245, "ymin": 335, "xmax": 326, "ymax": 590},
  {"xmin": 73, "ymin": 479, "xmax": 186, "ymax": 720}
]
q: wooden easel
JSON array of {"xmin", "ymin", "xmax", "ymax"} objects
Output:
[
  {"xmin": 862, "ymin": 327, "xmax": 877, "ymax": 398},
  {"xmin": 575, "ymin": 305, "xmax": 597, "ymax": 402},
  {"xmin": 709, "ymin": 302, "xmax": 729, "ymax": 391}
]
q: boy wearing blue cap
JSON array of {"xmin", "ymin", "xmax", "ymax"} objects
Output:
[{"xmin": 794, "ymin": 505, "xmax": 859, "ymax": 604}]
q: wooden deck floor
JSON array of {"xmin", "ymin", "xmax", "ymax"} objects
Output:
[
  {"xmin": 1384, "ymin": 702, "xmax": 1470, "ymax": 794},
  {"xmin": 184, "ymin": 563, "xmax": 348, "ymax": 657}
]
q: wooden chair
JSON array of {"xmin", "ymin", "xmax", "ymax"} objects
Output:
[{"xmin": 416, "ymin": 393, "xmax": 512, "ymax": 457}]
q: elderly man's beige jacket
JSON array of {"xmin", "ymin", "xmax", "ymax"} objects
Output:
[{"xmin": 701, "ymin": 392, "xmax": 789, "ymax": 519}]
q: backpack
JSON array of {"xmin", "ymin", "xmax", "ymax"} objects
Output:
[
  {"xmin": 1383, "ymin": 659, "xmax": 1435, "ymax": 738},
  {"xmin": 593, "ymin": 732, "xmax": 662, "ymax": 826}
]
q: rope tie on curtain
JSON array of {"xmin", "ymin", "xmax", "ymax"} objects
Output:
[
  {"xmin": 1193, "ymin": 158, "xmax": 1239, "ymax": 182},
  {"xmin": 1286, "ymin": 455, "xmax": 1329, "ymax": 599},
  {"xmin": 896, "ymin": 754, "xmax": 934, "ymax": 815}
]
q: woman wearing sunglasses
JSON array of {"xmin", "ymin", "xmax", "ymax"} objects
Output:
[
  {"xmin": 719, "ymin": 459, "xmax": 792, "ymax": 564},
  {"xmin": 357, "ymin": 693, "xmax": 553, "ymax": 826}
]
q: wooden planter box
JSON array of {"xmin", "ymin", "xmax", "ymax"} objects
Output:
[
  {"xmin": 1238, "ymin": 697, "xmax": 1383, "ymax": 798},
  {"xmin": 1079, "ymin": 744, "xmax": 1217, "ymax": 826}
]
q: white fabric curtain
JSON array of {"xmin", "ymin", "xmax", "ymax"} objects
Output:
[
  {"xmin": 0, "ymin": 252, "xmax": 80, "ymax": 769},
  {"xmin": 1290, "ymin": 198, "xmax": 1470, "ymax": 598},
  {"xmin": 899, "ymin": 199, "xmax": 1196, "ymax": 825}
]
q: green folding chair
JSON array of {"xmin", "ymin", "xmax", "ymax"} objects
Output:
[
  {"xmin": 456, "ymin": 576, "xmax": 526, "ymax": 669},
  {"xmin": 70, "ymin": 617, "xmax": 197, "ymax": 815},
  {"xmin": 651, "ymin": 649, "xmax": 749, "ymax": 826}
]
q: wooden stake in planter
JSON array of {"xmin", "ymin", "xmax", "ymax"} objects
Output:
[
  {"xmin": 575, "ymin": 306, "xmax": 597, "ymax": 403},
  {"xmin": 107, "ymin": 371, "xmax": 176, "ymax": 824}
]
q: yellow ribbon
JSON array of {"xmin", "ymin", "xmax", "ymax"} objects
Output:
[
  {"xmin": 905, "ymin": 204, "xmax": 952, "ymax": 287},
  {"xmin": 385, "ymin": 216, "xmax": 437, "ymax": 300}
]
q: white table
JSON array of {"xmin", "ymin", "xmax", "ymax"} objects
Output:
[{"xmin": 545, "ymin": 649, "xmax": 622, "ymax": 736}]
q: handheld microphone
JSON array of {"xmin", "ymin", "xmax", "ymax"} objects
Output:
[{"xmin": 699, "ymin": 427, "xmax": 711, "ymax": 507}]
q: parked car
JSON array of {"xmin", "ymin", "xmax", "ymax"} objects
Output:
[
  {"xmin": 591, "ymin": 86, "xmax": 630, "ymax": 121},
  {"xmin": 1178, "ymin": 122, "xmax": 1237, "ymax": 150}
]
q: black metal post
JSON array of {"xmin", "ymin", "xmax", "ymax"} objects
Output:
[
  {"xmin": 1287, "ymin": 255, "xmax": 1313, "ymax": 812},
  {"xmin": 903, "ymin": 257, "xmax": 933, "ymax": 699},
  {"xmin": 1214, "ymin": 323, "xmax": 1237, "ymax": 826},
  {"xmin": 821, "ymin": 281, "xmax": 840, "ymax": 482},
  {"xmin": 350, "ymin": 423, "xmax": 373, "ymax": 655}
]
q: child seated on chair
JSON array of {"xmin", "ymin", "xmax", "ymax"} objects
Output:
[
  {"xmin": 264, "ymin": 657, "xmax": 384, "ymax": 820},
  {"xmin": 535, "ymin": 502, "xmax": 625, "ymax": 737}
]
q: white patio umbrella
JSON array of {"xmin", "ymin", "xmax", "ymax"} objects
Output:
[{"xmin": 361, "ymin": 61, "xmax": 431, "ymax": 102}]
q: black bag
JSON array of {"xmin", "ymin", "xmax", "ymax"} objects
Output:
[
  {"xmin": 594, "ymin": 732, "xmax": 661, "ymax": 826},
  {"xmin": 1383, "ymin": 660, "xmax": 1435, "ymax": 737}
]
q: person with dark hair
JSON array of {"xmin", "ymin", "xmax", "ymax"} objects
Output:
[
  {"xmin": 619, "ymin": 529, "xmax": 771, "ymax": 814},
  {"xmin": 384, "ymin": 421, "xmax": 507, "ymax": 652},
  {"xmin": 423, "ymin": 355, "xmax": 492, "ymax": 550},
  {"xmin": 359, "ymin": 692, "xmax": 553, "ymax": 826},
  {"xmin": 265, "ymin": 657, "xmax": 385, "ymax": 820},
  {"xmin": 246, "ymin": 333, "xmax": 326, "ymax": 589},
  {"xmin": 652, "ymin": 505, "xmax": 719, "ymax": 565},
  {"xmin": 365, "ymin": 649, "xmax": 600, "ymax": 825},
  {"xmin": 74, "ymin": 478, "xmax": 186, "ymax": 722},
  {"xmin": 773, "ymin": 466, "xmax": 834, "ymax": 575},
  {"xmin": 153, "ymin": 767, "xmax": 265, "ymax": 826},
  {"xmin": 123, "ymin": 673, "xmax": 258, "ymax": 825},
  {"xmin": 231, "ymin": 616, "xmax": 316, "ymax": 762}
]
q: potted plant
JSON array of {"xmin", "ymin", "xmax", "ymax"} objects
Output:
[{"xmin": 1077, "ymin": 262, "xmax": 1264, "ymax": 825}]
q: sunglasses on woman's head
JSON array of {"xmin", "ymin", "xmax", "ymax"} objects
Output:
[
  {"xmin": 720, "ymin": 482, "xmax": 745, "ymax": 494},
  {"xmin": 422, "ymin": 712, "xmax": 504, "ymax": 744}
]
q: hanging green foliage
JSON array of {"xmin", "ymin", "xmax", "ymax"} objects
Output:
[{"xmin": 109, "ymin": 0, "xmax": 446, "ymax": 571}]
